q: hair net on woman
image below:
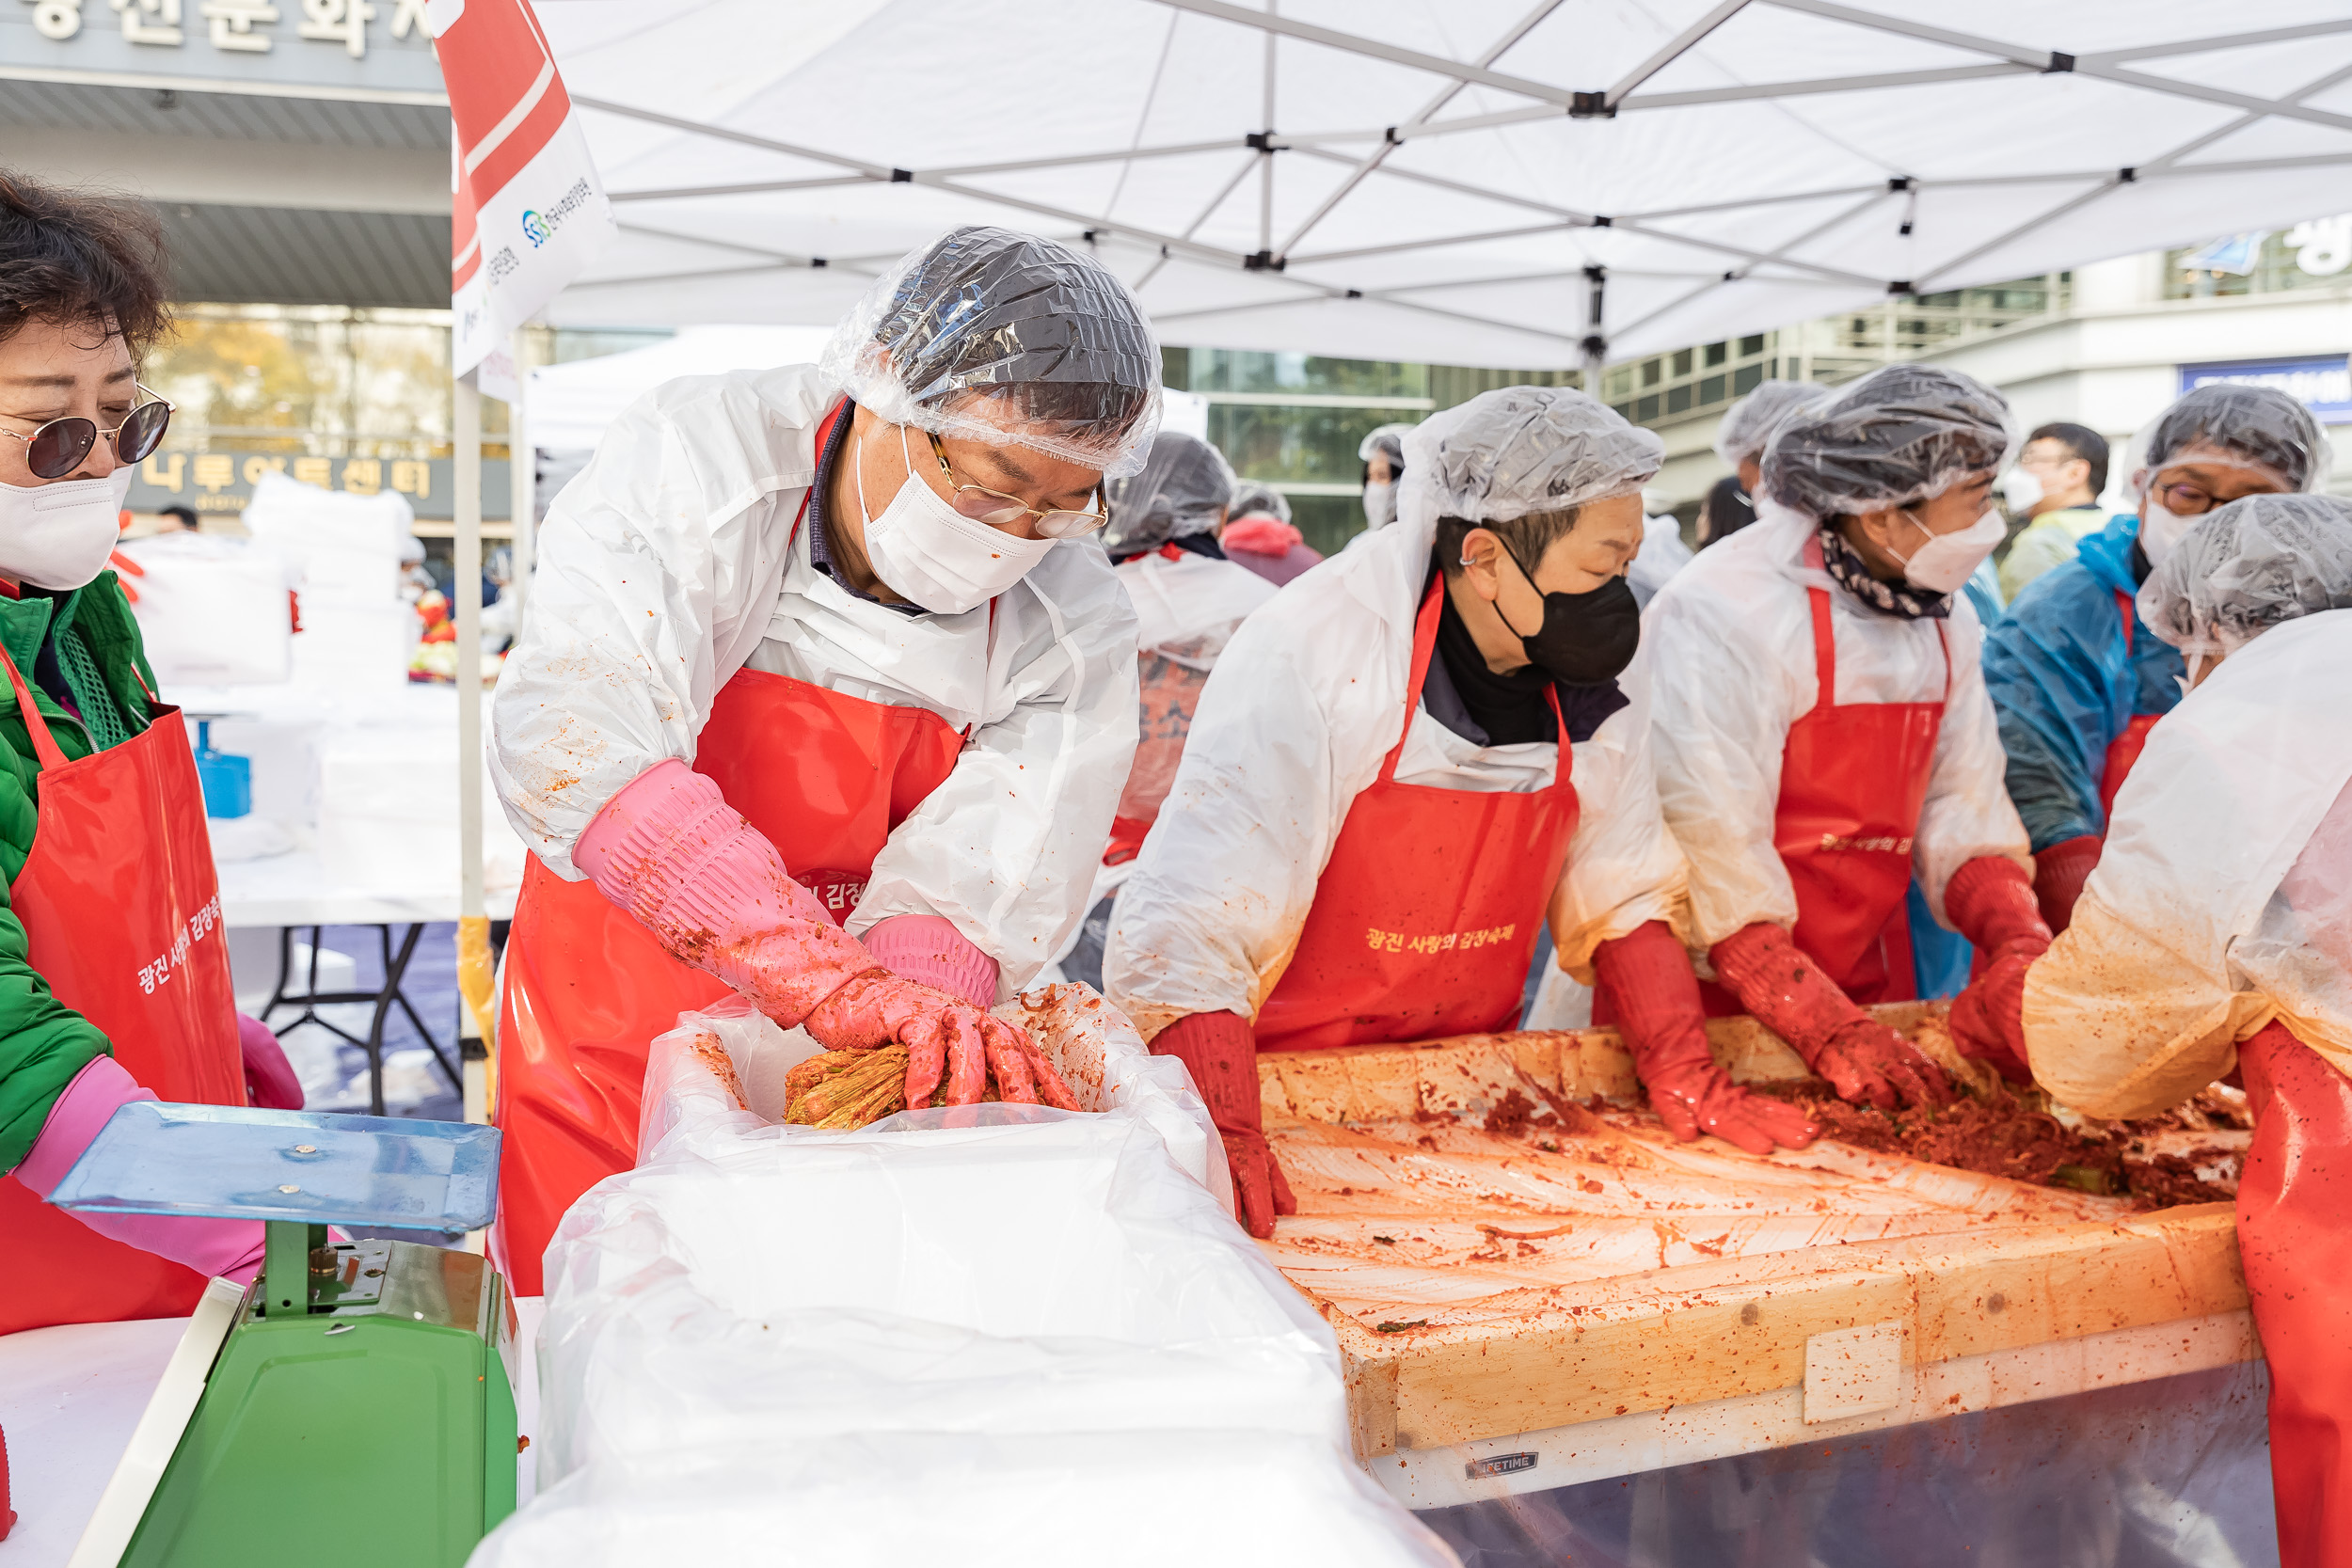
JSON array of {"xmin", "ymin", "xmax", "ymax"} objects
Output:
[
  {"xmin": 818, "ymin": 225, "xmax": 1162, "ymax": 479},
  {"xmin": 1103, "ymin": 431, "xmax": 1236, "ymax": 556},
  {"xmin": 1227, "ymin": 479, "xmax": 1292, "ymax": 523},
  {"xmin": 1398, "ymin": 386, "xmax": 1663, "ymax": 534},
  {"xmin": 1359, "ymin": 422, "xmax": 1415, "ymax": 469},
  {"xmin": 2122, "ymin": 382, "xmax": 2332, "ymax": 499},
  {"xmin": 1714, "ymin": 379, "xmax": 1835, "ymax": 467},
  {"xmin": 1761, "ymin": 364, "xmax": 2015, "ymax": 520},
  {"xmin": 2137, "ymin": 492, "xmax": 2352, "ymax": 658}
]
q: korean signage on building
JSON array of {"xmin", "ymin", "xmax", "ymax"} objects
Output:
[
  {"xmin": 128, "ymin": 451, "xmax": 511, "ymax": 520},
  {"xmin": 3, "ymin": 0, "xmax": 443, "ymax": 95},
  {"xmin": 2179, "ymin": 356, "xmax": 2352, "ymax": 426}
]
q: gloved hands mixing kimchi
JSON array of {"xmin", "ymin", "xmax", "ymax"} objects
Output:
[
  {"xmin": 1708, "ymin": 921, "xmax": 1952, "ymax": 1111},
  {"xmin": 1595, "ymin": 921, "xmax": 1818, "ymax": 1156},
  {"xmin": 576, "ymin": 759, "xmax": 1073, "ymax": 1110}
]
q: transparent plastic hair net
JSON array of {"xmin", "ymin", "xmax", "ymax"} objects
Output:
[
  {"xmin": 1359, "ymin": 422, "xmax": 1416, "ymax": 469},
  {"xmin": 818, "ymin": 225, "xmax": 1163, "ymax": 480},
  {"xmin": 2137, "ymin": 492, "xmax": 2352, "ymax": 657},
  {"xmin": 1399, "ymin": 386, "xmax": 1663, "ymax": 531},
  {"xmin": 1103, "ymin": 430, "xmax": 1237, "ymax": 555},
  {"xmin": 1713, "ymin": 379, "xmax": 1835, "ymax": 467},
  {"xmin": 1760, "ymin": 364, "xmax": 2016, "ymax": 520},
  {"xmin": 2121, "ymin": 381, "xmax": 2333, "ymax": 500},
  {"xmin": 1227, "ymin": 480, "xmax": 1293, "ymax": 524}
]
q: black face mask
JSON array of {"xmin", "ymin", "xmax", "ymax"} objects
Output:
[{"xmin": 1494, "ymin": 541, "xmax": 1642, "ymax": 686}]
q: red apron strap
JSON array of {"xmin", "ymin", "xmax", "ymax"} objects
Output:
[
  {"xmin": 2113, "ymin": 588, "xmax": 2135, "ymax": 654},
  {"xmin": 1378, "ymin": 575, "xmax": 1448, "ymax": 785},
  {"xmin": 1937, "ymin": 618, "xmax": 1953, "ymax": 704},
  {"xmin": 1804, "ymin": 586, "xmax": 1837, "ymax": 716},
  {"xmin": 0, "ymin": 640, "xmax": 72, "ymax": 773}
]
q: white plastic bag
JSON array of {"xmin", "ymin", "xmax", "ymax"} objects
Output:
[{"xmin": 476, "ymin": 986, "xmax": 1454, "ymax": 1567}]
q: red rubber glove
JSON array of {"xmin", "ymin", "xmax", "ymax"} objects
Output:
[
  {"xmin": 2032, "ymin": 834, "xmax": 2103, "ymax": 937},
  {"xmin": 1942, "ymin": 857, "xmax": 2049, "ymax": 1085},
  {"xmin": 1708, "ymin": 922, "xmax": 1951, "ymax": 1111},
  {"xmin": 1943, "ymin": 856, "xmax": 2052, "ymax": 966},
  {"xmin": 577, "ymin": 759, "xmax": 1035, "ymax": 1109},
  {"xmin": 1152, "ymin": 1010, "xmax": 1295, "ymax": 1238},
  {"xmin": 1593, "ymin": 921, "xmax": 1817, "ymax": 1155}
]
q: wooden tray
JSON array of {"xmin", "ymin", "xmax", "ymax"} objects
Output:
[{"xmin": 1254, "ymin": 1006, "xmax": 2249, "ymax": 1465}]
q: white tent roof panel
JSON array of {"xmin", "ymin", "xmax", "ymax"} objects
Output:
[{"xmin": 537, "ymin": 0, "xmax": 2352, "ymax": 363}]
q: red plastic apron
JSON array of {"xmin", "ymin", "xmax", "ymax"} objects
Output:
[
  {"xmin": 2236, "ymin": 1020, "xmax": 2352, "ymax": 1568},
  {"xmin": 1701, "ymin": 575, "xmax": 1947, "ymax": 1014},
  {"xmin": 0, "ymin": 643, "xmax": 242, "ymax": 1336},
  {"xmin": 492, "ymin": 402, "xmax": 966, "ymax": 1294},
  {"xmin": 1251, "ymin": 575, "xmax": 1578, "ymax": 1053},
  {"xmin": 2098, "ymin": 589, "xmax": 2160, "ymax": 831}
]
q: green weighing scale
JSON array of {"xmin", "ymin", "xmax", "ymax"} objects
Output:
[{"xmin": 47, "ymin": 1102, "xmax": 516, "ymax": 1568}]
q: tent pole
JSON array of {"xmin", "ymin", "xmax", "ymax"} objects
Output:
[
  {"xmin": 453, "ymin": 366, "xmax": 490, "ymax": 1132},
  {"xmin": 508, "ymin": 326, "xmax": 535, "ymax": 614}
]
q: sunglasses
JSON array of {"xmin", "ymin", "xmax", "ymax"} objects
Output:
[
  {"xmin": 924, "ymin": 429, "xmax": 1106, "ymax": 539},
  {"xmin": 0, "ymin": 385, "xmax": 174, "ymax": 481}
]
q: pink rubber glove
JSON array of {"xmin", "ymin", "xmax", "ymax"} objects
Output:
[
  {"xmin": 1594, "ymin": 921, "xmax": 1817, "ymax": 1156},
  {"xmin": 862, "ymin": 915, "xmax": 999, "ymax": 1010},
  {"xmin": 1709, "ymin": 922, "xmax": 1951, "ymax": 1112},
  {"xmin": 238, "ymin": 1012, "xmax": 304, "ymax": 1110},
  {"xmin": 16, "ymin": 1056, "xmax": 267, "ymax": 1283},
  {"xmin": 577, "ymin": 760, "xmax": 1044, "ymax": 1109}
]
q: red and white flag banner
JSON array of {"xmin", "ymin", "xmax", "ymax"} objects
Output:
[{"xmin": 428, "ymin": 0, "xmax": 615, "ymax": 399}]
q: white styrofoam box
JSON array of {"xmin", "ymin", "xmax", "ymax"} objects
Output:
[
  {"xmin": 187, "ymin": 718, "xmax": 323, "ymax": 830},
  {"xmin": 240, "ymin": 471, "xmax": 411, "ymax": 606},
  {"xmin": 317, "ymin": 725, "xmax": 525, "ymax": 896},
  {"xmin": 291, "ymin": 601, "xmax": 413, "ymax": 695},
  {"xmin": 116, "ymin": 533, "xmax": 293, "ymax": 687}
]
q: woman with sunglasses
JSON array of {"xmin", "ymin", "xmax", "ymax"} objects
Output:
[
  {"xmin": 1982, "ymin": 383, "xmax": 2326, "ymax": 936},
  {"xmin": 0, "ymin": 172, "xmax": 297, "ymax": 1336},
  {"xmin": 487, "ymin": 227, "xmax": 1154, "ymax": 1291}
]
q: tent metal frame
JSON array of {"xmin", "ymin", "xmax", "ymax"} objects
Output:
[{"xmin": 564, "ymin": 4, "xmax": 2352, "ymax": 361}]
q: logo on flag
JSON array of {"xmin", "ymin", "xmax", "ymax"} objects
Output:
[{"xmin": 430, "ymin": 0, "xmax": 615, "ymax": 397}]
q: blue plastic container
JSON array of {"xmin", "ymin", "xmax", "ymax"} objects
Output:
[{"xmin": 193, "ymin": 719, "xmax": 251, "ymax": 819}]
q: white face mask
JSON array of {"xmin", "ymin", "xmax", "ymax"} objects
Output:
[
  {"xmin": 0, "ymin": 467, "xmax": 133, "ymax": 590},
  {"xmin": 1893, "ymin": 506, "xmax": 2004, "ymax": 594},
  {"xmin": 1361, "ymin": 481, "xmax": 1396, "ymax": 530},
  {"xmin": 1996, "ymin": 467, "xmax": 2043, "ymax": 514},
  {"xmin": 2138, "ymin": 500, "xmax": 2195, "ymax": 568},
  {"xmin": 854, "ymin": 422, "xmax": 1055, "ymax": 616}
]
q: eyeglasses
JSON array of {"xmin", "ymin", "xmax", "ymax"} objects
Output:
[
  {"xmin": 2151, "ymin": 481, "xmax": 2221, "ymax": 516},
  {"xmin": 925, "ymin": 430, "xmax": 1106, "ymax": 539},
  {"xmin": 0, "ymin": 385, "xmax": 174, "ymax": 481}
]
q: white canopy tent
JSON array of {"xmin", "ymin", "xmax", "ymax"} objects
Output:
[
  {"xmin": 447, "ymin": 0, "xmax": 2352, "ymax": 1051},
  {"xmin": 526, "ymin": 0, "xmax": 2352, "ymax": 367}
]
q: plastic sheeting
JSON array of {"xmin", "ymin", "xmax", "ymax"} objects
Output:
[
  {"xmin": 1419, "ymin": 1364, "xmax": 2275, "ymax": 1568},
  {"xmin": 476, "ymin": 988, "xmax": 1455, "ymax": 1567}
]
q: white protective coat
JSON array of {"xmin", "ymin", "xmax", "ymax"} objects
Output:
[
  {"xmin": 1103, "ymin": 509, "xmax": 1691, "ymax": 1044},
  {"xmin": 2025, "ymin": 610, "xmax": 2352, "ymax": 1117},
  {"xmin": 1642, "ymin": 500, "xmax": 2030, "ymax": 950},
  {"xmin": 490, "ymin": 365, "xmax": 1140, "ymax": 990},
  {"xmin": 1115, "ymin": 548, "xmax": 1278, "ymax": 673}
]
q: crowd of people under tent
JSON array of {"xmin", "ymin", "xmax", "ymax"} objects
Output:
[{"xmin": 3, "ymin": 173, "xmax": 2350, "ymax": 1560}]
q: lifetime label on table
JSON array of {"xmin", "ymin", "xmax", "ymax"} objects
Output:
[{"xmin": 1465, "ymin": 1451, "xmax": 1539, "ymax": 1480}]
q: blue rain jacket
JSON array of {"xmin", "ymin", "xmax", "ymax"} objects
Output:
[{"xmin": 1981, "ymin": 514, "xmax": 2184, "ymax": 855}]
